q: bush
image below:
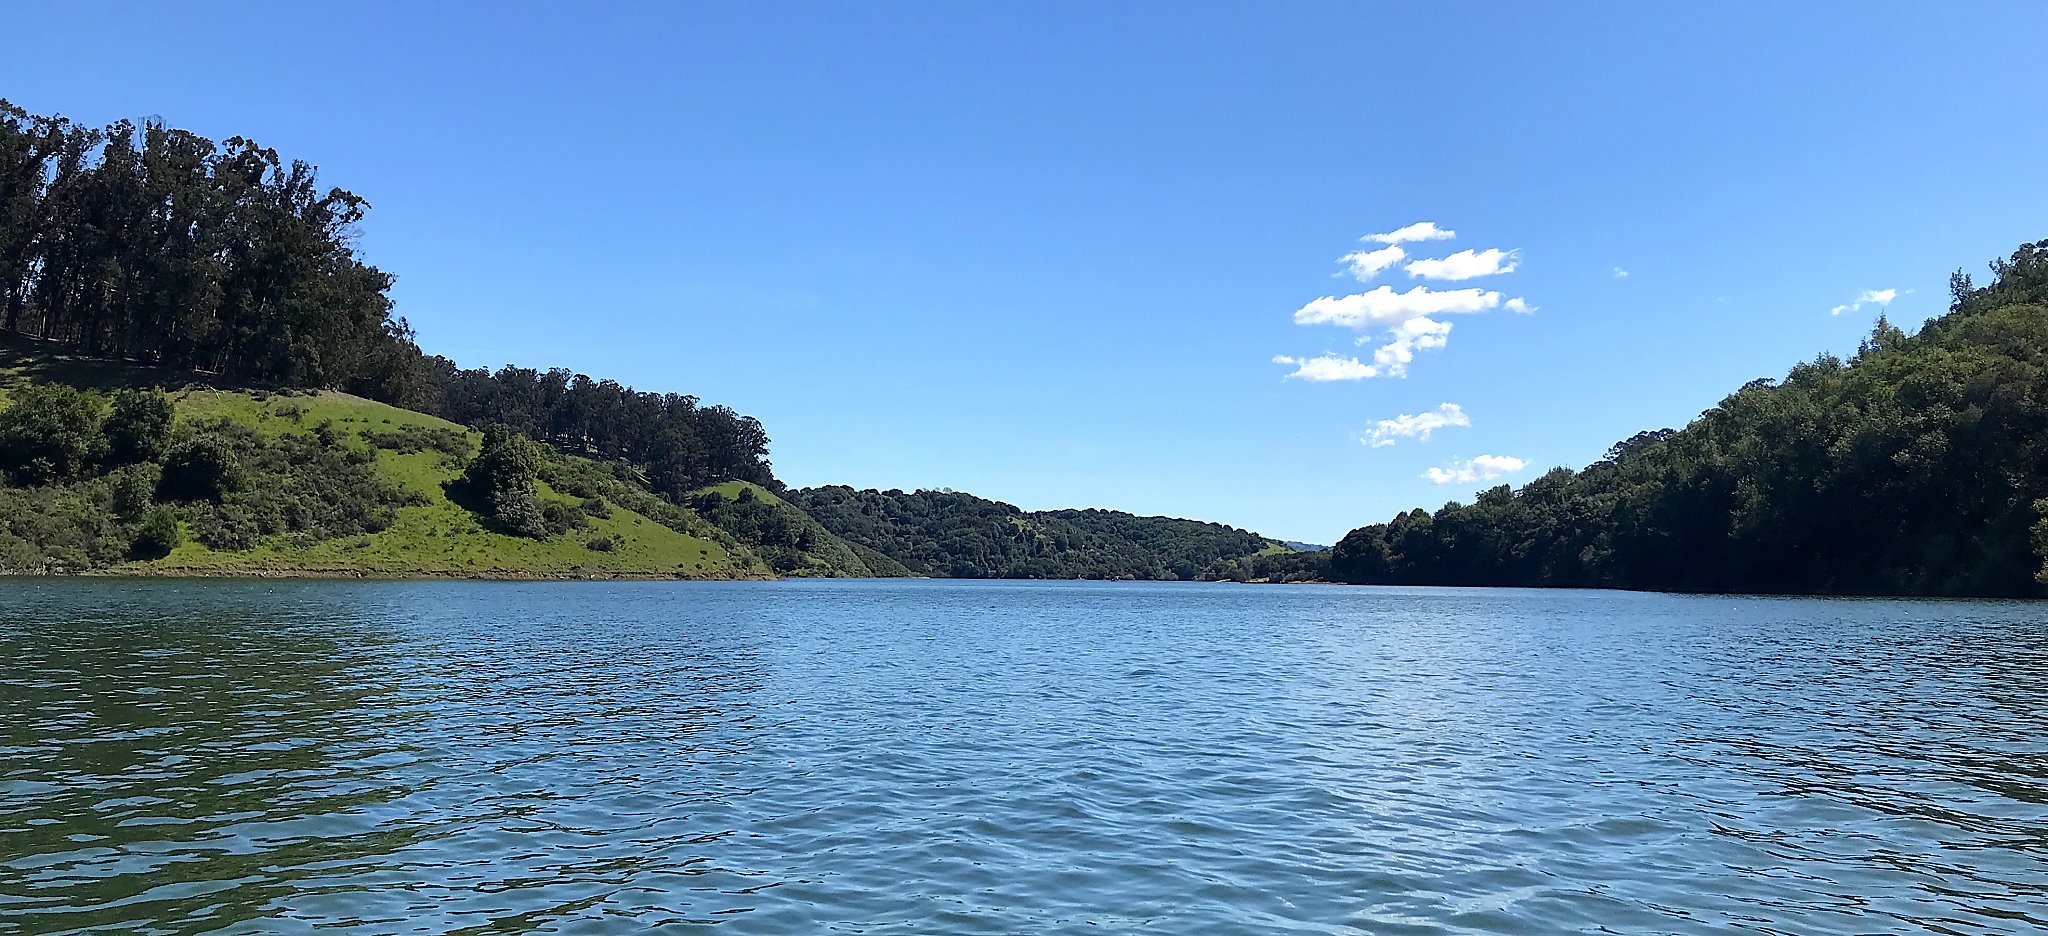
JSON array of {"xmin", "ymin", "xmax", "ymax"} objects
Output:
[
  {"xmin": 0, "ymin": 385, "xmax": 107, "ymax": 484},
  {"xmin": 363, "ymin": 423, "xmax": 471, "ymax": 456},
  {"xmin": 189, "ymin": 501, "xmax": 262, "ymax": 550},
  {"xmin": 109, "ymin": 463, "xmax": 161, "ymax": 519},
  {"xmin": 130, "ymin": 507, "xmax": 183, "ymax": 559},
  {"xmin": 104, "ymin": 388, "xmax": 174, "ymax": 464},
  {"xmin": 159, "ymin": 436, "xmax": 244, "ymax": 502},
  {"xmin": 460, "ymin": 424, "xmax": 548, "ymax": 538},
  {"xmin": 585, "ymin": 536, "xmax": 616, "ymax": 552},
  {"xmin": 581, "ymin": 496, "xmax": 611, "ymax": 519},
  {"xmin": 541, "ymin": 499, "xmax": 589, "ymax": 536}
]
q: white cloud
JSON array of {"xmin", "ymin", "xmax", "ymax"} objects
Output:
[
  {"xmin": 1830, "ymin": 287, "xmax": 1901, "ymax": 316},
  {"xmin": 1364, "ymin": 221, "xmax": 1456, "ymax": 245},
  {"xmin": 1612, "ymin": 267, "xmax": 1629, "ymax": 278},
  {"xmin": 1405, "ymin": 248, "xmax": 1519, "ymax": 281},
  {"xmin": 1272, "ymin": 353, "xmax": 1379, "ymax": 382},
  {"xmin": 1288, "ymin": 286, "xmax": 1499, "ymax": 380},
  {"xmin": 1366, "ymin": 403, "xmax": 1469, "ymax": 447},
  {"xmin": 1336, "ymin": 244, "xmax": 1405, "ymax": 281},
  {"xmin": 1364, "ymin": 316, "xmax": 1454, "ymax": 377},
  {"xmin": 1276, "ymin": 224, "xmax": 1539, "ymax": 383},
  {"xmin": 1293, "ymin": 286, "xmax": 1502, "ymax": 329},
  {"xmin": 1422, "ymin": 454, "xmax": 1527, "ymax": 485}
]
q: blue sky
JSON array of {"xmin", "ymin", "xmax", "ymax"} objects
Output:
[{"xmin": 6, "ymin": 3, "xmax": 2046, "ymax": 543}]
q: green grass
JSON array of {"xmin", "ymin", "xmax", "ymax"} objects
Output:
[
  {"xmin": 121, "ymin": 388, "xmax": 761, "ymax": 578},
  {"xmin": 1254, "ymin": 541, "xmax": 1295, "ymax": 557}
]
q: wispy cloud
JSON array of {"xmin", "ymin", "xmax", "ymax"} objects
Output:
[
  {"xmin": 1612, "ymin": 267, "xmax": 1629, "ymax": 279},
  {"xmin": 1406, "ymin": 248, "xmax": 1519, "ymax": 281},
  {"xmin": 1294, "ymin": 286, "xmax": 1502, "ymax": 329},
  {"xmin": 1423, "ymin": 454, "xmax": 1527, "ymax": 485},
  {"xmin": 1364, "ymin": 221, "xmax": 1456, "ymax": 245},
  {"xmin": 1272, "ymin": 353, "xmax": 1379, "ymax": 382},
  {"xmin": 1277, "ymin": 223, "xmax": 1536, "ymax": 382},
  {"xmin": 1336, "ymin": 244, "xmax": 1405, "ymax": 281},
  {"xmin": 1366, "ymin": 403, "xmax": 1470, "ymax": 447},
  {"xmin": 1830, "ymin": 287, "xmax": 1902, "ymax": 316},
  {"xmin": 1362, "ymin": 316, "xmax": 1454, "ymax": 378}
]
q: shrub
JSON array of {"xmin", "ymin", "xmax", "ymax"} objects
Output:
[
  {"xmin": 363, "ymin": 423, "xmax": 471, "ymax": 456},
  {"xmin": 130, "ymin": 507, "xmax": 183, "ymax": 559},
  {"xmin": 159, "ymin": 436, "xmax": 244, "ymax": 502},
  {"xmin": 585, "ymin": 536, "xmax": 616, "ymax": 552},
  {"xmin": 541, "ymin": 498, "xmax": 589, "ymax": 536},
  {"xmin": 189, "ymin": 501, "xmax": 262, "ymax": 550},
  {"xmin": 459, "ymin": 424, "xmax": 548, "ymax": 538},
  {"xmin": 581, "ymin": 496, "xmax": 611, "ymax": 519},
  {"xmin": 104, "ymin": 388, "xmax": 174, "ymax": 464},
  {"xmin": 109, "ymin": 463, "xmax": 161, "ymax": 519},
  {"xmin": 0, "ymin": 385, "xmax": 108, "ymax": 483}
]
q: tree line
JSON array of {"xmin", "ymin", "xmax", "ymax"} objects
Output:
[
  {"xmin": 790, "ymin": 486, "xmax": 1280, "ymax": 580},
  {"xmin": 1328, "ymin": 240, "xmax": 2048, "ymax": 597},
  {"xmin": 0, "ymin": 100, "xmax": 772, "ymax": 496}
]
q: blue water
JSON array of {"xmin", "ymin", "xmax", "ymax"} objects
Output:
[{"xmin": 2, "ymin": 579, "xmax": 2045, "ymax": 933}]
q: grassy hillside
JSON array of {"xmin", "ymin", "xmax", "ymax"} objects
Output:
[
  {"xmin": 0, "ymin": 339, "xmax": 770, "ymax": 579},
  {"xmin": 149, "ymin": 391, "xmax": 760, "ymax": 578}
]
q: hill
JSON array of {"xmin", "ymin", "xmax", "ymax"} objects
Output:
[
  {"xmin": 1329, "ymin": 239, "xmax": 2048, "ymax": 598},
  {"xmin": 0, "ymin": 339, "xmax": 771, "ymax": 578},
  {"xmin": 787, "ymin": 486, "xmax": 1284, "ymax": 580},
  {"xmin": 1, "ymin": 99, "xmax": 1312, "ymax": 585},
  {"xmin": 689, "ymin": 481, "xmax": 911, "ymax": 578}
]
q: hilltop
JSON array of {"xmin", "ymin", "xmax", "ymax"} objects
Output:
[
  {"xmin": 1327, "ymin": 240, "xmax": 2048, "ymax": 598},
  {"xmin": 789, "ymin": 486, "xmax": 1305, "ymax": 581}
]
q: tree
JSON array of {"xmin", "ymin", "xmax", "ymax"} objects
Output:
[
  {"xmin": 130, "ymin": 507, "xmax": 182, "ymax": 558},
  {"xmin": 0, "ymin": 384, "xmax": 107, "ymax": 483},
  {"xmin": 158, "ymin": 436, "xmax": 242, "ymax": 502},
  {"xmin": 462, "ymin": 424, "xmax": 547, "ymax": 538},
  {"xmin": 1321, "ymin": 238, "xmax": 2048, "ymax": 598},
  {"xmin": 104, "ymin": 388, "xmax": 174, "ymax": 463}
]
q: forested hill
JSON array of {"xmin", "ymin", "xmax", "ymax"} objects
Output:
[
  {"xmin": 789, "ymin": 486, "xmax": 1287, "ymax": 580},
  {"xmin": 1329, "ymin": 240, "xmax": 2048, "ymax": 598},
  {"xmin": 0, "ymin": 101, "xmax": 772, "ymax": 499}
]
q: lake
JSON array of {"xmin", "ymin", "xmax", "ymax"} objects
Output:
[{"xmin": 2, "ymin": 579, "xmax": 2045, "ymax": 934}]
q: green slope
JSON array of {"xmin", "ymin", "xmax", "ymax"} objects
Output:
[
  {"xmin": 144, "ymin": 390, "xmax": 761, "ymax": 578},
  {"xmin": 0, "ymin": 341, "xmax": 770, "ymax": 578}
]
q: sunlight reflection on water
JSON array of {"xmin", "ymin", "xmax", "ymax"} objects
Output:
[{"xmin": 2, "ymin": 579, "xmax": 2045, "ymax": 934}]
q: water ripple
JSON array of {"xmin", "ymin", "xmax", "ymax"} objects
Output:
[{"xmin": 2, "ymin": 580, "xmax": 2045, "ymax": 933}]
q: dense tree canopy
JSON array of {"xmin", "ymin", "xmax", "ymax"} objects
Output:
[
  {"xmin": 0, "ymin": 101, "xmax": 405, "ymax": 388},
  {"xmin": 0, "ymin": 101, "xmax": 774, "ymax": 497},
  {"xmin": 791, "ymin": 486, "xmax": 1279, "ymax": 580},
  {"xmin": 1329, "ymin": 240, "xmax": 2048, "ymax": 597},
  {"xmin": 429, "ymin": 362, "xmax": 774, "ymax": 497}
]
